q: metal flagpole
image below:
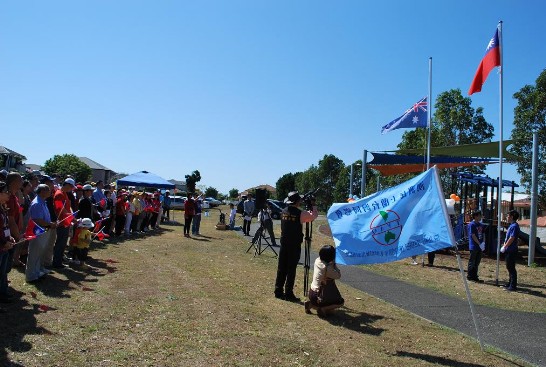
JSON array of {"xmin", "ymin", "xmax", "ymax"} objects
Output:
[
  {"xmin": 361, "ymin": 150, "xmax": 367, "ymax": 197},
  {"xmin": 529, "ymin": 131, "xmax": 538, "ymax": 265},
  {"xmin": 423, "ymin": 57, "xmax": 433, "ymax": 267},
  {"xmin": 433, "ymin": 166, "xmax": 484, "ymax": 350},
  {"xmin": 495, "ymin": 21, "xmax": 504, "ymax": 285}
]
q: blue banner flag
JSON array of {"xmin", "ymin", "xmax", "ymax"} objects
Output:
[
  {"xmin": 327, "ymin": 167, "xmax": 453, "ymax": 265},
  {"xmin": 381, "ymin": 97, "xmax": 428, "ymax": 134}
]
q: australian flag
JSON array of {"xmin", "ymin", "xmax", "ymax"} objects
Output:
[{"xmin": 381, "ymin": 97, "xmax": 428, "ymax": 134}]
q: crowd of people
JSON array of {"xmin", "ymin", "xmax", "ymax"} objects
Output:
[{"xmin": 0, "ymin": 169, "xmax": 173, "ymax": 312}]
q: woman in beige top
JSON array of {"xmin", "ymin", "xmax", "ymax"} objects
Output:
[{"xmin": 305, "ymin": 245, "xmax": 344, "ymax": 317}]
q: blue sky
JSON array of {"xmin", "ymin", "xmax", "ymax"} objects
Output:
[{"xmin": 1, "ymin": 1, "xmax": 544, "ymax": 195}]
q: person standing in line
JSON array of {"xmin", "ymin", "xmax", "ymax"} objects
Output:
[
  {"xmin": 183, "ymin": 195, "xmax": 195, "ymax": 237},
  {"xmin": 52, "ymin": 178, "xmax": 76, "ymax": 269},
  {"xmin": 274, "ymin": 191, "xmax": 318, "ymax": 302},
  {"xmin": 501, "ymin": 210, "xmax": 520, "ymax": 292},
  {"xmin": 467, "ymin": 211, "xmax": 486, "ymax": 282},
  {"xmin": 25, "ymin": 184, "xmax": 57, "ymax": 282},
  {"xmin": 40, "ymin": 176, "xmax": 58, "ymax": 268},
  {"xmin": 0, "ymin": 181, "xmax": 16, "ymax": 304},
  {"xmin": 124, "ymin": 193, "xmax": 135, "ymax": 236},
  {"xmin": 243, "ymin": 194, "xmax": 255, "ymax": 236}
]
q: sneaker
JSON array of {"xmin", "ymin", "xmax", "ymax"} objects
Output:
[
  {"xmin": 503, "ymin": 286, "xmax": 517, "ymax": 292},
  {"xmin": 411, "ymin": 260, "xmax": 418, "ymax": 265}
]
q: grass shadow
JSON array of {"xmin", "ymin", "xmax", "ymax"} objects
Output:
[
  {"xmin": 0, "ymin": 291, "xmax": 54, "ymax": 367},
  {"xmin": 394, "ymin": 351, "xmax": 490, "ymax": 367}
]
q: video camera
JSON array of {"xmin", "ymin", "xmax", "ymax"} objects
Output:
[{"xmin": 302, "ymin": 188, "xmax": 319, "ymax": 209}]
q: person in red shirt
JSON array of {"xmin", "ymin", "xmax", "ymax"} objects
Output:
[
  {"xmin": 183, "ymin": 195, "xmax": 195, "ymax": 237},
  {"xmin": 52, "ymin": 178, "xmax": 76, "ymax": 268},
  {"xmin": 114, "ymin": 194, "xmax": 127, "ymax": 236},
  {"xmin": 5, "ymin": 172, "xmax": 23, "ymax": 273}
]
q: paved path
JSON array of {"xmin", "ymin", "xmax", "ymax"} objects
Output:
[{"xmin": 238, "ymin": 222, "xmax": 546, "ymax": 367}]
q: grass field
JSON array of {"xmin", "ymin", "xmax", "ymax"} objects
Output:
[{"xmin": 1, "ymin": 211, "xmax": 533, "ymax": 366}]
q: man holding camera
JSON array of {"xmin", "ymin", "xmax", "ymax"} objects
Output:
[{"xmin": 274, "ymin": 191, "xmax": 318, "ymax": 302}]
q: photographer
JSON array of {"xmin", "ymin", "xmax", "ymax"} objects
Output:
[{"xmin": 274, "ymin": 191, "xmax": 318, "ymax": 302}]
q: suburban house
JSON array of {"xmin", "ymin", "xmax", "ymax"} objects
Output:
[
  {"xmin": 0, "ymin": 146, "xmax": 26, "ymax": 172},
  {"xmin": 168, "ymin": 179, "xmax": 187, "ymax": 193},
  {"xmin": 78, "ymin": 157, "xmax": 116, "ymax": 184}
]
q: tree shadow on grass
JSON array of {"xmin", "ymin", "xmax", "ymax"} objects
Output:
[
  {"xmin": 323, "ymin": 306, "xmax": 385, "ymax": 336},
  {"xmin": 0, "ymin": 291, "xmax": 54, "ymax": 367}
]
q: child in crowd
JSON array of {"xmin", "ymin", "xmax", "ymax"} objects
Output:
[
  {"xmin": 73, "ymin": 218, "xmax": 93, "ymax": 268},
  {"xmin": 229, "ymin": 203, "xmax": 237, "ymax": 229}
]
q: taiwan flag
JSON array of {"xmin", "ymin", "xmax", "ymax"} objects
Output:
[
  {"xmin": 24, "ymin": 220, "xmax": 46, "ymax": 240},
  {"xmin": 468, "ymin": 28, "xmax": 501, "ymax": 95}
]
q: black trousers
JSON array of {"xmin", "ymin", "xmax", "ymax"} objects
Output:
[
  {"xmin": 115, "ymin": 215, "xmax": 126, "ymax": 236},
  {"xmin": 505, "ymin": 251, "xmax": 518, "ymax": 289},
  {"xmin": 184, "ymin": 215, "xmax": 193, "ymax": 235},
  {"xmin": 73, "ymin": 247, "xmax": 89, "ymax": 262},
  {"xmin": 467, "ymin": 249, "xmax": 482, "ymax": 279},
  {"xmin": 274, "ymin": 243, "xmax": 301, "ymax": 296},
  {"xmin": 243, "ymin": 218, "xmax": 252, "ymax": 235}
]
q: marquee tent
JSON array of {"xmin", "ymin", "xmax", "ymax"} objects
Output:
[{"xmin": 116, "ymin": 171, "xmax": 175, "ymax": 189}]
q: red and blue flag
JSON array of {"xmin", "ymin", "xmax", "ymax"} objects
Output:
[
  {"xmin": 468, "ymin": 28, "xmax": 501, "ymax": 95},
  {"xmin": 24, "ymin": 220, "xmax": 46, "ymax": 240}
]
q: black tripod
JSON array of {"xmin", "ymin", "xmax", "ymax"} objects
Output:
[
  {"xmin": 246, "ymin": 209, "xmax": 278, "ymax": 257},
  {"xmin": 303, "ymin": 221, "xmax": 312, "ymax": 297}
]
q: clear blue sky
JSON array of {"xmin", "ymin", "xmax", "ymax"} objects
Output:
[{"xmin": 1, "ymin": 1, "xmax": 544, "ymax": 195}]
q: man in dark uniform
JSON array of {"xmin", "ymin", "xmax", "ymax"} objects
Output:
[{"xmin": 274, "ymin": 191, "xmax": 318, "ymax": 302}]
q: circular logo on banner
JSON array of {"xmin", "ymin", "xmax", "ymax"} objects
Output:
[{"xmin": 370, "ymin": 210, "xmax": 403, "ymax": 246}]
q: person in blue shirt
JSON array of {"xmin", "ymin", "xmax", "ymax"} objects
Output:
[
  {"xmin": 501, "ymin": 210, "xmax": 520, "ymax": 291},
  {"xmin": 467, "ymin": 211, "xmax": 486, "ymax": 282}
]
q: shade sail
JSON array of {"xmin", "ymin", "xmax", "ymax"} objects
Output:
[
  {"xmin": 369, "ymin": 152, "xmax": 499, "ymax": 165},
  {"xmin": 386, "ymin": 140, "xmax": 517, "ymax": 160},
  {"xmin": 116, "ymin": 171, "xmax": 175, "ymax": 189},
  {"xmin": 369, "ymin": 162, "xmax": 496, "ymax": 176}
]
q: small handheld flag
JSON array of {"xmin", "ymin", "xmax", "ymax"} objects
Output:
[
  {"xmin": 468, "ymin": 28, "xmax": 501, "ymax": 95},
  {"xmin": 381, "ymin": 97, "xmax": 428, "ymax": 134},
  {"xmin": 24, "ymin": 220, "xmax": 46, "ymax": 240}
]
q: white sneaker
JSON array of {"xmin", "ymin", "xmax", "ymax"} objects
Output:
[{"xmin": 411, "ymin": 260, "xmax": 418, "ymax": 265}]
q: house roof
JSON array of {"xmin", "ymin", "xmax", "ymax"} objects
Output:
[
  {"xmin": 79, "ymin": 157, "xmax": 111, "ymax": 171},
  {"xmin": 242, "ymin": 184, "xmax": 277, "ymax": 194},
  {"xmin": 0, "ymin": 146, "xmax": 26, "ymax": 160}
]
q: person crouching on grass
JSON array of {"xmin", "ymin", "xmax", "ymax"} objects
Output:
[
  {"xmin": 73, "ymin": 218, "xmax": 94, "ymax": 268},
  {"xmin": 305, "ymin": 245, "xmax": 344, "ymax": 317}
]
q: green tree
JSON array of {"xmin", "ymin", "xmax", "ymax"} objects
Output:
[
  {"xmin": 315, "ymin": 154, "xmax": 344, "ymax": 210},
  {"xmin": 228, "ymin": 188, "xmax": 239, "ymax": 199},
  {"xmin": 43, "ymin": 154, "xmax": 92, "ymax": 183},
  {"xmin": 185, "ymin": 170, "xmax": 201, "ymax": 194},
  {"xmin": 398, "ymin": 89, "xmax": 494, "ymax": 194},
  {"xmin": 276, "ymin": 172, "xmax": 299, "ymax": 201},
  {"xmin": 510, "ymin": 68, "xmax": 546, "ymax": 207},
  {"xmin": 205, "ymin": 186, "xmax": 219, "ymax": 198}
]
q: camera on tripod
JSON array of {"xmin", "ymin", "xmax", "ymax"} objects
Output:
[{"xmin": 302, "ymin": 188, "xmax": 319, "ymax": 209}]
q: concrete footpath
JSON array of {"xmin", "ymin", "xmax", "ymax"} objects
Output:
[{"xmin": 239, "ymin": 222, "xmax": 546, "ymax": 367}]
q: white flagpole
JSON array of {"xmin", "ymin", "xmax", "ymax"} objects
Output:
[
  {"xmin": 433, "ymin": 166, "xmax": 484, "ymax": 350},
  {"xmin": 423, "ymin": 57, "xmax": 433, "ymax": 267},
  {"xmin": 495, "ymin": 21, "xmax": 504, "ymax": 285},
  {"xmin": 427, "ymin": 57, "xmax": 432, "ymax": 170}
]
